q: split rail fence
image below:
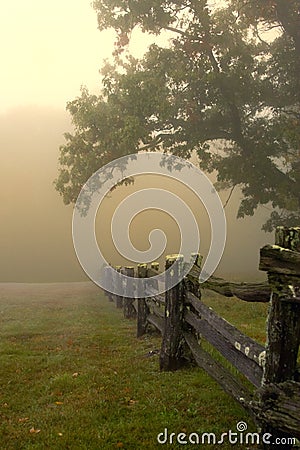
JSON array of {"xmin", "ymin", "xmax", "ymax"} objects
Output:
[{"xmin": 102, "ymin": 227, "xmax": 300, "ymax": 448}]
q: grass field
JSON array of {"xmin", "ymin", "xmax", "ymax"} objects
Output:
[{"xmin": 0, "ymin": 282, "xmax": 269, "ymax": 449}]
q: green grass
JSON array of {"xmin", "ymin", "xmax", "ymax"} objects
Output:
[{"xmin": 0, "ymin": 282, "xmax": 264, "ymax": 449}]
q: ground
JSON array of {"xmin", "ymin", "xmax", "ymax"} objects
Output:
[{"xmin": 0, "ymin": 282, "xmax": 264, "ymax": 449}]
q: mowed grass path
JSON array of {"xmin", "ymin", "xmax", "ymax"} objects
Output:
[{"xmin": 0, "ymin": 282, "xmax": 266, "ymax": 449}]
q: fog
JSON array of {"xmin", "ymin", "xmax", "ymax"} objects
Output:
[
  {"xmin": 0, "ymin": 106, "xmax": 273, "ymax": 283},
  {"xmin": 0, "ymin": 107, "xmax": 84, "ymax": 282}
]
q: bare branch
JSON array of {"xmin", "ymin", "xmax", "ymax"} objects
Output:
[
  {"xmin": 164, "ymin": 26, "xmax": 187, "ymax": 36},
  {"xmin": 223, "ymin": 185, "xmax": 236, "ymax": 209}
]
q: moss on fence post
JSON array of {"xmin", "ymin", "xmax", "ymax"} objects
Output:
[
  {"xmin": 259, "ymin": 226, "xmax": 300, "ymax": 449},
  {"xmin": 261, "ymin": 227, "xmax": 300, "ymax": 384},
  {"xmin": 160, "ymin": 254, "xmax": 185, "ymax": 371},
  {"xmin": 151, "ymin": 262, "xmax": 159, "ymax": 272}
]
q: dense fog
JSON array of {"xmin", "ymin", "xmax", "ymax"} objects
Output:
[{"xmin": 0, "ymin": 107, "xmax": 273, "ymax": 282}]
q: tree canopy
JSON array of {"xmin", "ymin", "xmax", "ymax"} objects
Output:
[{"xmin": 55, "ymin": 0, "xmax": 300, "ymax": 230}]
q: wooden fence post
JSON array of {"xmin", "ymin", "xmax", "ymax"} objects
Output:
[
  {"xmin": 123, "ymin": 266, "xmax": 136, "ymax": 319},
  {"xmin": 115, "ymin": 266, "xmax": 123, "ymax": 309},
  {"xmin": 185, "ymin": 253, "xmax": 202, "ymax": 351},
  {"xmin": 137, "ymin": 263, "xmax": 149, "ymax": 337},
  {"xmin": 187, "ymin": 252, "xmax": 203, "ymax": 298},
  {"xmin": 259, "ymin": 226, "xmax": 300, "ymax": 448},
  {"xmin": 151, "ymin": 262, "xmax": 159, "ymax": 273},
  {"xmin": 103, "ymin": 265, "xmax": 114, "ymax": 301},
  {"xmin": 160, "ymin": 254, "xmax": 185, "ymax": 371},
  {"xmin": 102, "ymin": 265, "xmax": 108, "ymax": 297},
  {"xmin": 148, "ymin": 262, "xmax": 160, "ymax": 293}
]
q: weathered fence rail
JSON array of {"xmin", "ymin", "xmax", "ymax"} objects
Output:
[{"xmin": 102, "ymin": 227, "xmax": 300, "ymax": 447}]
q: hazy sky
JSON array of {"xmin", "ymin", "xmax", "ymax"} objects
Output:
[
  {"xmin": 0, "ymin": 0, "xmax": 169, "ymax": 114},
  {"xmin": 0, "ymin": 0, "xmax": 275, "ymax": 114},
  {"xmin": 1, "ymin": 1, "xmax": 100, "ymax": 112}
]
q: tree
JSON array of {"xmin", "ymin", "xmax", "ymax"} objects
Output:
[{"xmin": 55, "ymin": 0, "xmax": 300, "ymax": 230}]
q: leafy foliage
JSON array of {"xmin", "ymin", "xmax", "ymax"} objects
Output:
[{"xmin": 55, "ymin": 0, "xmax": 300, "ymax": 230}]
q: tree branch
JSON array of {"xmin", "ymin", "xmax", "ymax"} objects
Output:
[
  {"xmin": 223, "ymin": 185, "xmax": 236, "ymax": 209},
  {"xmin": 164, "ymin": 26, "xmax": 187, "ymax": 36}
]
